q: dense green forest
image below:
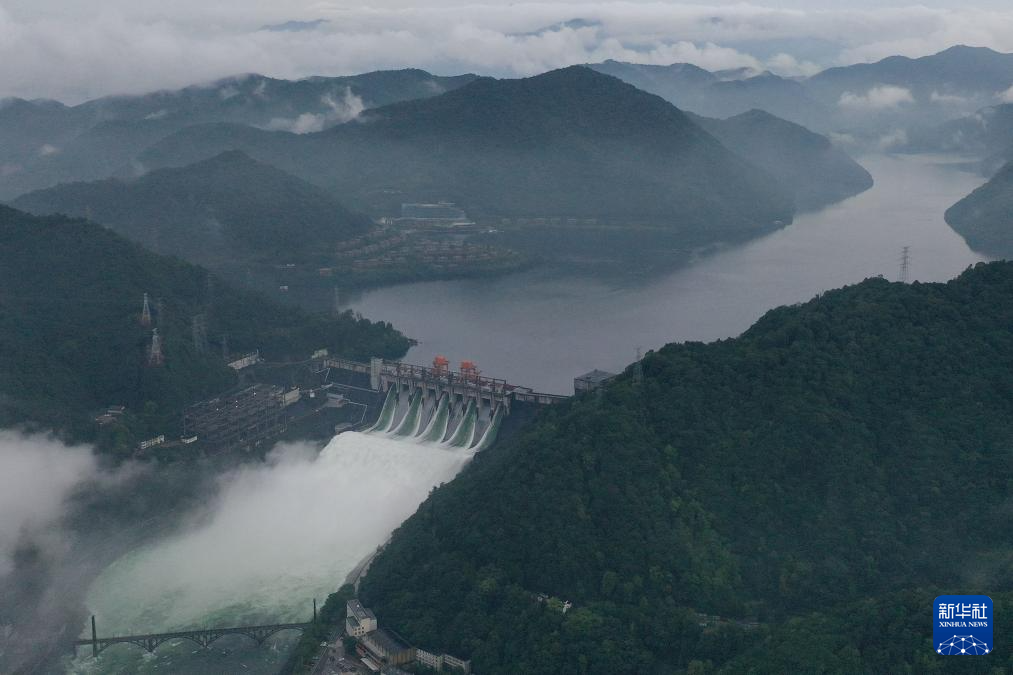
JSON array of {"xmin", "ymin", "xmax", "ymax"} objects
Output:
[
  {"xmin": 361, "ymin": 261, "xmax": 1013, "ymax": 673},
  {"xmin": 0, "ymin": 205, "xmax": 409, "ymax": 451},
  {"xmin": 13, "ymin": 150, "xmax": 370, "ymax": 268},
  {"xmin": 945, "ymin": 161, "xmax": 1013, "ymax": 259}
]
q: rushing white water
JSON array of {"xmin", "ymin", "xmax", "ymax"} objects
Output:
[{"xmin": 68, "ymin": 430, "xmax": 476, "ymax": 673}]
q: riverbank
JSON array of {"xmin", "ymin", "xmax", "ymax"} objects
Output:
[{"xmin": 346, "ymin": 153, "xmax": 988, "ymax": 394}]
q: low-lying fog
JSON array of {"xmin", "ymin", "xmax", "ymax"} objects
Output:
[
  {"xmin": 0, "ymin": 429, "xmax": 474, "ymax": 674},
  {"xmin": 82, "ymin": 434, "xmax": 472, "ymax": 635}
]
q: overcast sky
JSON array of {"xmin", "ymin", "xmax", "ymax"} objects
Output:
[{"xmin": 3, "ymin": 1, "xmax": 1013, "ymax": 102}]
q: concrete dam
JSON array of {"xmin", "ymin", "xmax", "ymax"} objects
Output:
[{"xmin": 324, "ymin": 356, "xmax": 568, "ymax": 450}]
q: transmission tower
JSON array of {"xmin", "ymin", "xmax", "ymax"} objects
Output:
[
  {"xmin": 899, "ymin": 246, "xmax": 911, "ymax": 283},
  {"xmin": 333, "ymin": 286, "xmax": 341, "ymax": 316},
  {"xmin": 192, "ymin": 314, "xmax": 208, "ymax": 354},
  {"xmin": 140, "ymin": 293, "xmax": 152, "ymax": 327},
  {"xmin": 221, "ymin": 334, "xmax": 229, "ymax": 362},
  {"xmin": 147, "ymin": 329, "xmax": 164, "ymax": 366}
]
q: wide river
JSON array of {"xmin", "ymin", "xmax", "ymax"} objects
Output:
[{"xmin": 347, "ymin": 154, "xmax": 989, "ymax": 394}]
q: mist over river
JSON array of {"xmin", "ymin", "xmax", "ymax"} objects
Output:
[
  {"xmin": 64, "ymin": 433, "xmax": 474, "ymax": 674},
  {"xmin": 347, "ymin": 154, "xmax": 989, "ymax": 394}
]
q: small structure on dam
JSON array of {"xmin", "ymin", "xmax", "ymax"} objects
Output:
[{"xmin": 321, "ymin": 355, "xmax": 567, "ymax": 450}]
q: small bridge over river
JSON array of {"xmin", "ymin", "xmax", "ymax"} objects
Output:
[{"xmin": 73, "ymin": 601, "xmax": 316, "ymax": 657}]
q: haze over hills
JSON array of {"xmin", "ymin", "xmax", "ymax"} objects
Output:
[
  {"xmin": 906, "ymin": 103, "xmax": 1013, "ymax": 174},
  {"xmin": 592, "ymin": 46, "xmax": 1013, "ymax": 144},
  {"xmin": 0, "ymin": 69, "xmax": 477, "ymax": 199},
  {"xmin": 137, "ymin": 66, "xmax": 795, "ymax": 247},
  {"xmin": 687, "ymin": 109, "xmax": 873, "ymax": 211},
  {"xmin": 807, "ymin": 45, "xmax": 1013, "ymax": 104},
  {"xmin": 588, "ymin": 60, "xmax": 828, "ymax": 130},
  {"xmin": 0, "ymin": 205, "xmax": 409, "ymax": 452},
  {"xmin": 12, "ymin": 150, "xmax": 371, "ymax": 270},
  {"xmin": 361, "ymin": 261, "xmax": 1013, "ymax": 673},
  {"xmin": 944, "ymin": 161, "xmax": 1013, "ymax": 258}
]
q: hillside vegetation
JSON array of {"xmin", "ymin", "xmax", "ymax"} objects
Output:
[
  {"xmin": 13, "ymin": 150, "xmax": 370, "ymax": 268},
  {"xmin": 362, "ymin": 261, "xmax": 1013, "ymax": 674},
  {"xmin": 689, "ymin": 109, "xmax": 873, "ymax": 210},
  {"xmin": 0, "ymin": 206, "xmax": 409, "ymax": 452},
  {"xmin": 0, "ymin": 69, "xmax": 477, "ymax": 199},
  {"xmin": 139, "ymin": 66, "xmax": 796, "ymax": 243},
  {"xmin": 945, "ymin": 161, "xmax": 1013, "ymax": 259}
]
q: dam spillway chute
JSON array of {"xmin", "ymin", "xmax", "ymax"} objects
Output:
[
  {"xmin": 391, "ymin": 388, "xmax": 424, "ymax": 437},
  {"xmin": 473, "ymin": 405, "xmax": 504, "ymax": 452},
  {"xmin": 419, "ymin": 393, "xmax": 451, "ymax": 444},
  {"xmin": 368, "ymin": 386, "xmax": 399, "ymax": 433},
  {"xmin": 359, "ymin": 356, "xmax": 532, "ymax": 450},
  {"xmin": 443, "ymin": 399, "xmax": 478, "ymax": 448}
]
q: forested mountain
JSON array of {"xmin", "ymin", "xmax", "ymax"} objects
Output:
[
  {"xmin": 13, "ymin": 150, "xmax": 370, "ymax": 268},
  {"xmin": 0, "ymin": 205, "xmax": 409, "ymax": 452},
  {"xmin": 139, "ymin": 66, "xmax": 795, "ymax": 243},
  {"xmin": 75, "ymin": 69, "xmax": 478, "ymax": 129},
  {"xmin": 593, "ymin": 46, "xmax": 1013, "ymax": 140},
  {"xmin": 588, "ymin": 60, "xmax": 827, "ymax": 129},
  {"xmin": 944, "ymin": 161, "xmax": 1013, "ymax": 258},
  {"xmin": 361, "ymin": 261, "xmax": 1013, "ymax": 673},
  {"xmin": 807, "ymin": 45, "xmax": 1013, "ymax": 105},
  {"xmin": 0, "ymin": 69, "xmax": 476, "ymax": 199},
  {"xmin": 688, "ymin": 109, "xmax": 873, "ymax": 210}
]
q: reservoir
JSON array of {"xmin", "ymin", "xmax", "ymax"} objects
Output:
[{"xmin": 347, "ymin": 154, "xmax": 989, "ymax": 394}]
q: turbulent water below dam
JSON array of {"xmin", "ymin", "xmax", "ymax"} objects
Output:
[{"xmin": 65, "ymin": 417, "xmax": 480, "ymax": 674}]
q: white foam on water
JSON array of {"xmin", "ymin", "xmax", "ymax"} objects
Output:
[{"xmin": 79, "ymin": 432, "xmax": 473, "ymax": 637}]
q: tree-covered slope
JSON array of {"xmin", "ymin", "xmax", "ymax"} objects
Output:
[
  {"xmin": 689, "ymin": 109, "xmax": 873, "ymax": 210},
  {"xmin": 138, "ymin": 66, "xmax": 795, "ymax": 244},
  {"xmin": 13, "ymin": 150, "xmax": 371, "ymax": 267},
  {"xmin": 0, "ymin": 205, "xmax": 409, "ymax": 449},
  {"xmin": 945, "ymin": 161, "xmax": 1013, "ymax": 259},
  {"xmin": 361, "ymin": 262, "xmax": 1013, "ymax": 674},
  {"xmin": 0, "ymin": 69, "xmax": 477, "ymax": 199},
  {"xmin": 588, "ymin": 60, "xmax": 827, "ymax": 130}
]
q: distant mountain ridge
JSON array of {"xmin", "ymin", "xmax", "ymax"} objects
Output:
[
  {"xmin": 687, "ymin": 109, "xmax": 873, "ymax": 210},
  {"xmin": 135, "ymin": 66, "xmax": 796, "ymax": 246},
  {"xmin": 589, "ymin": 60, "xmax": 827, "ymax": 130},
  {"xmin": 591, "ymin": 46, "xmax": 1013, "ymax": 140},
  {"xmin": 0, "ymin": 69, "xmax": 477, "ymax": 199},
  {"xmin": 13, "ymin": 150, "xmax": 370, "ymax": 268},
  {"xmin": 906, "ymin": 103, "xmax": 1013, "ymax": 173}
]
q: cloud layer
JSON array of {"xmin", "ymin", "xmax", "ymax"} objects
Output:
[
  {"xmin": 3, "ymin": 2, "xmax": 1013, "ymax": 103},
  {"xmin": 0, "ymin": 431, "xmax": 98, "ymax": 576},
  {"xmin": 839, "ymin": 85, "xmax": 916, "ymax": 110}
]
